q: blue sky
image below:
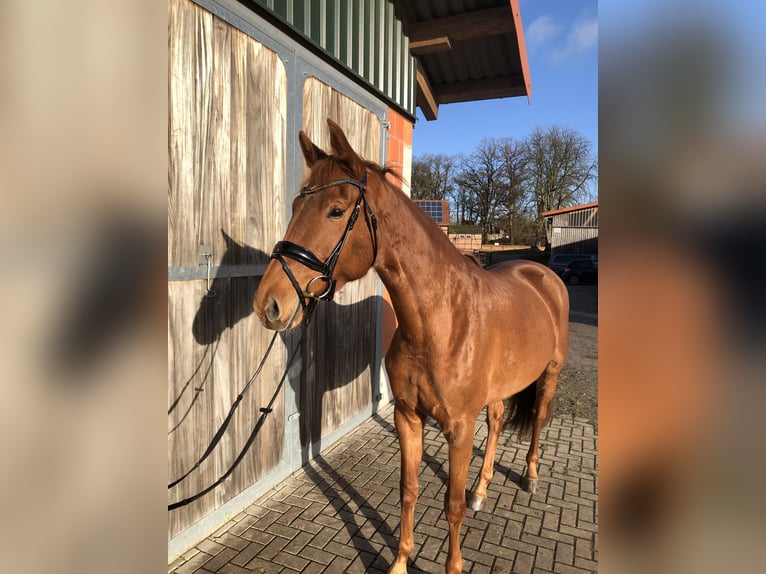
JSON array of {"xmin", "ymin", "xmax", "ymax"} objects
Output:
[{"xmin": 411, "ymin": 0, "xmax": 598, "ymax": 158}]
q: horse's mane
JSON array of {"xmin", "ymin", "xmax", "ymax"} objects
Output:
[{"xmin": 366, "ymin": 159, "xmax": 403, "ymax": 183}]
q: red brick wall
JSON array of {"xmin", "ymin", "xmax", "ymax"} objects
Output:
[
  {"xmin": 380, "ymin": 108, "xmax": 413, "ymax": 355},
  {"xmin": 385, "ymin": 108, "xmax": 412, "ymax": 195}
]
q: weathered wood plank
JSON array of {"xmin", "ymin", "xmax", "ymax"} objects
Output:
[
  {"xmin": 169, "ymin": 0, "xmax": 285, "ymax": 269},
  {"xmin": 406, "ymin": 6, "xmax": 516, "ymax": 44},
  {"xmin": 168, "ymin": 278, "xmax": 286, "ymax": 537},
  {"xmin": 300, "ymin": 78, "xmax": 381, "ymax": 442},
  {"xmin": 168, "ymin": 0, "xmax": 287, "ymax": 537}
]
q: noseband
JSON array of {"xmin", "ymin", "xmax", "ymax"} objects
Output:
[{"xmin": 270, "ymin": 171, "xmax": 377, "ymax": 321}]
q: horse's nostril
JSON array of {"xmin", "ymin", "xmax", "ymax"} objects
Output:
[{"xmin": 265, "ymin": 298, "xmax": 280, "ymax": 322}]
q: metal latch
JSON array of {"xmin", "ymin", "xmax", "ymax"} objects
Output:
[{"xmin": 199, "ymin": 244, "xmax": 215, "ymax": 297}]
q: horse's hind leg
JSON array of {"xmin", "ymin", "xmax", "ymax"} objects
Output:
[
  {"xmin": 469, "ymin": 401, "xmax": 505, "ymax": 511},
  {"xmin": 525, "ymin": 360, "xmax": 562, "ymax": 494}
]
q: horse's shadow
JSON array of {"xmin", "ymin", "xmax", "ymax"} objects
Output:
[
  {"xmin": 170, "ymin": 229, "xmax": 405, "ymax": 568},
  {"xmin": 173, "ymin": 230, "xmax": 389, "ymax": 447}
]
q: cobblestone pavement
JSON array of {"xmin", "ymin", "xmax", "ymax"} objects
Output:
[{"xmin": 169, "ymin": 404, "xmax": 598, "ymax": 573}]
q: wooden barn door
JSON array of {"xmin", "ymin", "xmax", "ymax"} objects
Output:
[
  {"xmin": 299, "ymin": 77, "xmax": 383, "ymax": 449},
  {"xmin": 167, "ymin": 0, "xmax": 288, "ymax": 538},
  {"xmin": 168, "ymin": 0, "xmax": 392, "ymax": 547}
]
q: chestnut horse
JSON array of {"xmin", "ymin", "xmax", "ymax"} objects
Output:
[{"xmin": 254, "ymin": 120, "xmax": 569, "ymax": 574}]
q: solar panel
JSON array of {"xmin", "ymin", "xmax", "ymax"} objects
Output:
[{"xmin": 415, "ymin": 200, "xmax": 445, "ymax": 223}]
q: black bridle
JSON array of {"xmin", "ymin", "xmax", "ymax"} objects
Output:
[{"xmin": 270, "ymin": 171, "xmax": 377, "ymax": 321}]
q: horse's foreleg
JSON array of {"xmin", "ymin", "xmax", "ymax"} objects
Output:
[
  {"xmin": 388, "ymin": 402, "xmax": 424, "ymax": 574},
  {"xmin": 469, "ymin": 401, "xmax": 505, "ymax": 511},
  {"xmin": 525, "ymin": 363, "xmax": 560, "ymax": 494},
  {"xmin": 445, "ymin": 419, "xmax": 473, "ymax": 574}
]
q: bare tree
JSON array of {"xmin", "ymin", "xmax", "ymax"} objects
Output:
[
  {"xmin": 447, "ymin": 154, "xmax": 472, "ymax": 225},
  {"xmin": 523, "ymin": 126, "xmax": 597, "ymax": 242},
  {"xmin": 410, "ymin": 126, "xmax": 596, "ymax": 247},
  {"xmin": 497, "ymin": 137, "xmax": 528, "ymax": 243},
  {"xmin": 456, "ymin": 139, "xmax": 507, "ymax": 241},
  {"xmin": 410, "ymin": 153, "xmax": 457, "ymax": 200}
]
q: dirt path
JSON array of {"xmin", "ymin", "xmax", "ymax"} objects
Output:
[{"xmin": 554, "ymin": 284, "xmax": 598, "ymax": 428}]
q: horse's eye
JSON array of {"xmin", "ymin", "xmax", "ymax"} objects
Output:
[{"xmin": 327, "ymin": 207, "xmax": 345, "ymax": 219}]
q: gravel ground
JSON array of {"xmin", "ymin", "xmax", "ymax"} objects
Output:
[{"xmin": 554, "ymin": 284, "xmax": 598, "ymax": 428}]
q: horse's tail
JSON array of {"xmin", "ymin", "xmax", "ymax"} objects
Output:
[{"xmin": 504, "ymin": 381, "xmax": 547, "ymax": 440}]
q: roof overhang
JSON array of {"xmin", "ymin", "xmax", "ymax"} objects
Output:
[
  {"xmin": 542, "ymin": 201, "xmax": 600, "ymax": 218},
  {"xmin": 393, "ymin": 0, "xmax": 532, "ymax": 121}
]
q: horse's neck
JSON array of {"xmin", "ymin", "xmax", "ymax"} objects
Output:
[{"xmin": 372, "ymin": 185, "xmax": 468, "ymax": 338}]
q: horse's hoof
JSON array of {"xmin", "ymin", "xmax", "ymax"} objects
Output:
[
  {"xmin": 469, "ymin": 493, "xmax": 486, "ymax": 512},
  {"xmin": 524, "ymin": 477, "xmax": 539, "ymax": 494}
]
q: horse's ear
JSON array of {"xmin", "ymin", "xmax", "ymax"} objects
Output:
[
  {"xmin": 299, "ymin": 130, "xmax": 328, "ymax": 168},
  {"xmin": 327, "ymin": 119, "xmax": 362, "ymax": 169},
  {"xmin": 221, "ymin": 229, "xmax": 235, "ymax": 246}
]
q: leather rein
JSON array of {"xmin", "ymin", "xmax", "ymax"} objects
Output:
[{"xmin": 270, "ymin": 171, "xmax": 377, "ymax": 321}]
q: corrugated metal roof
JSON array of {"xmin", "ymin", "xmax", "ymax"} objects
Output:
[
  {"xmin": 393, "ymin": 0, "xmax": 531, "ymax": 120},
  {"xmin": 245, "ymin": 1, "xmax": 531, "ymax": 121},
  {"xmin": 542, "ymin": 201, "xmax": 600, "ymax": 218},
  {"xmin": 249, "ymin": 0, "xmax": 417, "ymax": 117}
]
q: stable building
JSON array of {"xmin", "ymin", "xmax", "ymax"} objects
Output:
[{"xmin": 542, "ymin": 201, "xmax": 599, "ymax": 255}]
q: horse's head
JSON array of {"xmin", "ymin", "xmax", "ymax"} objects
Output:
[{"xmin": 254, "ymin": 119, "xmax": 378, "ymax": 331}]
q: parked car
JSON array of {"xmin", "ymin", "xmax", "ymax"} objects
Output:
[
  {"xmin": 548, "ymin": 253, "xmax": 598, "ymax": 276},
  {"xmin": 561, "ymin": 259, "xmax": 598, "ymax": 285}
]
